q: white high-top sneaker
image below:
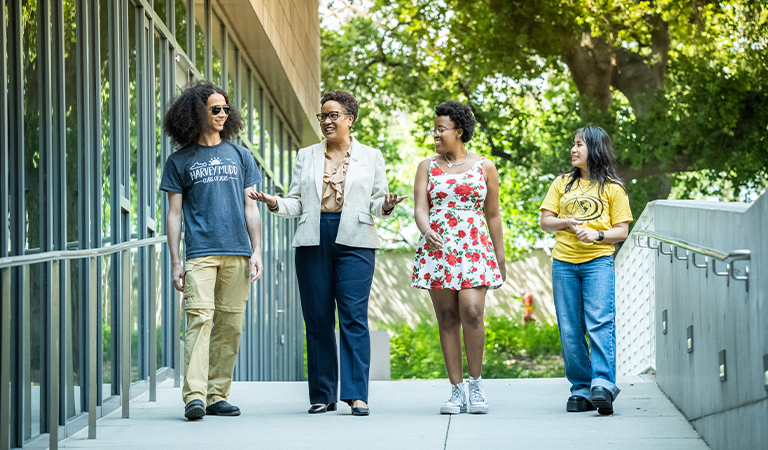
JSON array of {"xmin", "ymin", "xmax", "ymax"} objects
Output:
[
  {"xmin": 467, "ymin": 376, "xmax": 489, "ymax": 414},
  {"xmin": 440, "ymin": 382, "xmax": 467, "ymax": 414}
]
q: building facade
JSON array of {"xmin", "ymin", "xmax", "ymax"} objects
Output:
[{"xmin": 0, "ymin": 0, "xmax": 319, "ymax": 447}]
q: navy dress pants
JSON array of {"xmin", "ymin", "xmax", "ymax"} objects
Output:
[{"xmin": 295, "ymin": 212, "xmax": 375, "ymax": 405}]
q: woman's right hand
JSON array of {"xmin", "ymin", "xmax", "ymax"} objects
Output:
[
  {"xmin": 424, "ymin": 230, "xmax": 443, "ymax": 250},
  {"xmin": 563, "ymin": 218, "xmax": 583, "ymax": 233},
  {"xmin": 248, "ymin": 191, "xmax": 278, "ymax": 208}
]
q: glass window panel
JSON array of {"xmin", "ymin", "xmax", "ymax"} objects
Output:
[
  {"xmin": 251, "ymin": 79, "xmax": 260, "ymax": 156},
  {"xmin": 98, "ymin": 0, "xmax": 114, "ymax": 400},
  {"xmin": 101, "ymin": 255, "xmax": 113, "ymax": 398},
  {"xmin": 130, "ymin": 248, "xmax": 139, "ymax": 382},
  {"xmin": 174, "ymin": 0, "xmax": 187, "ymax": 55},
  {"xmin": 63, "ymin": 0, "xmax": 84, "ymax": 419},
  {"xmin": 154, "ymin": 244, "xmax": 163, "ymax": 369},
  {"xmin": 227, "ymin": 36, "xmax": 235, "ymax": 97},
  {"xmin": 278, "ymin": 121, "xmax": 284, "ymax": 186},
  {"xmin": 263, "ymin": 102, "xmax": 271, "ymax": 172},
  {"xmin": 21, "ymin": 0, "xmax": 42, "ymax": 440},
  {"xmin": 193, "ymin": 1, "xmax": 204, "ymax": 76},
  {"xmin": 153, "ymin": 0, "xmax": 166, "ymax": 26},
  {"xmin": 23, "ymin": 1, "xmax": 40, "ymax": 253},
  {"xmin": 211, "ymin": 13, "xmax": 222, "ymax": 86},
  {"xmin": 241, "ymin": 64, "xmax": 249, "ymax": 131},
  {"xmin": 67, "ymin": 259, "xmax": 83, "ymax": 418},
  {"xmin": 99, "ymin": 0, "xmax": 111, "ymax": 243},
  {"xmin": 155, "ymin": 34, "xmax": 163, "ymax": 231},
  {"xmin": 25, "ymin": 263, "xmax": 42, "ymax": 440},
  {"xmin": 129, "ymin": 1, "xmax": 138, "ymax": 234}
]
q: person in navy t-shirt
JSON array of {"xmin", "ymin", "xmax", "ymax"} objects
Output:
[{"xmin": 160, "ymin": 81, "xmax": 263, "ymax": 421}]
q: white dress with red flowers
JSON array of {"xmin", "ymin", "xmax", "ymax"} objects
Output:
[{"xmin": 412, "ymin": 157, "xmax": 503, "ymax": 290}]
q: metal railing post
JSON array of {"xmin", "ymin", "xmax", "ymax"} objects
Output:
[
  {"xmin": 149, "ymin": 245, "xmax": 157, "ymax": 402},
  {"xmin": 88, "ymin": 257, "xmax": 97, "ymax": 439},
  {"xmin": 1, "ymin": 268, "xmax": 10, "ymax": 450},
  {"xmin": 122, "ymin": 250, "xmax": 130, "ymax": 418},
  {"xmin": 49, "ymin": 261, "xmax": 60, "ymax": 450}
]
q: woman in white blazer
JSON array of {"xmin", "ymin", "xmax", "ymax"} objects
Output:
[{"xmin": 249, "ymin": 91, "xmax": 405, "ymax": 416}]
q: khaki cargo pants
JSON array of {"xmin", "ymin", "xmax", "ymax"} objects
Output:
[{"xmin": 182, "ymin": 255, "xmax": 250, "ymax": 406}]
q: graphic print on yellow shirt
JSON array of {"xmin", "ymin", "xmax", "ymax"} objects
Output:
[{"xmin": 540, "ymin": 174, "xmax": 633, "ymax": 264}]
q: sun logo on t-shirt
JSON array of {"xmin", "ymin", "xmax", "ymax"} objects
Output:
[
  {"xmin": 209, "ymin": 157, "xmax": 222, "ymax": 165},
  {"xmin": 563, "ymin": 196, "xmax": 603, "ymax": 221}
]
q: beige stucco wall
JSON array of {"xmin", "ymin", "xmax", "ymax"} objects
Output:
[
  {"xmin": 247, "ymin": 0, "xmax": 320, "ymax": 124},
  {"xmin": 369, "ymin": 249, "xmax": 556, "ymax": 329},
  {"xmin": 218, "ymin": 0, "xmax": 320, "ymax": 146}
]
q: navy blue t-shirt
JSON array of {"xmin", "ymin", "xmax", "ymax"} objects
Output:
[{"xmin": 160, "ymin": 140, "xmax": 262, "ymax": 260}]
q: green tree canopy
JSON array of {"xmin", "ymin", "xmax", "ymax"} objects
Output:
[{"xmin": 321, "ymin": 0, "xmax": 768, "ymax": 255}]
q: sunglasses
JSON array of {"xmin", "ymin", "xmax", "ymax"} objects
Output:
[{"xmin": 210, "ymin": 105, "xmax": 231, "ymax": 116}]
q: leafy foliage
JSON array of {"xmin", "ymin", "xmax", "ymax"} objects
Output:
[
  {"xmin": 321, "ymin": 0, "xmax": 768, "ymax": 254},
  {"xmin": 388, "ymin": 315, "xmax": 564, "ymax": 379}
]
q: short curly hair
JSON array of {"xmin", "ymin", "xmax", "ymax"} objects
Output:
[
  {"xmin": 163, "ymin": 80, "xmax": 244, "ymax": 148},
  {"xmin": 320, "ymin": 90, "xmax": 359, "ymax": 126},
  {"xmin": 435, "ymin": 101, "xmax": 475, "ymax": 143}
]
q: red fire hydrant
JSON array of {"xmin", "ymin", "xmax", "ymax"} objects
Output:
[{"xmin": 523, "ymin": 291, "xmax": 534, "ymax": 324}]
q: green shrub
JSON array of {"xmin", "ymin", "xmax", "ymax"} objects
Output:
[{"xmin": 388, "ymin": 315, "xmax": 565, "ymax": 379}]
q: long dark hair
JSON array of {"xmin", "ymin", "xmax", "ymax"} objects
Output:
[
  {"xmin": 162, "ymin": 80, "xmax": 244, "ymax": 148},
  {"xmin": 564, "ymin": 125, "xmax": 625, "ymax": 195}
]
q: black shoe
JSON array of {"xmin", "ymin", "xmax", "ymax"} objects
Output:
[
  {"xmin": 566, "ymin": 395, "xmax": 597, "ymax": 412},
  {"xmin": 184, "ymin": 399, "xmax": 205, "ymax": 421},
  {"xmin": 350, "ymin": 400, "xmax": 369, "ymax": 416},
  {"xmin": 205, "ymin": 400, "xmax": 241, "ymax": 416},
  {"xmin": 590, "ymin": 387, "xmax": 614, "ymax": 415},
  {"xmin": 308, "ymin": 403, "xmax": 337, "ymax": 414}
]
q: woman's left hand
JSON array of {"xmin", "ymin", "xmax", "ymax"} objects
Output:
[
  {"xmin": 575, "ymin": 228, "xmax": 599, "ymax": 243},
  {"xmin": 383, "ymin": 193, "xmax": 408, "ymax": 214}
]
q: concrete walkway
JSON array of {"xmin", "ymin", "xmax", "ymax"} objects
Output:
[{"xmin": 59, "ymin": 376, "xmax": 708, "ymax": 449}]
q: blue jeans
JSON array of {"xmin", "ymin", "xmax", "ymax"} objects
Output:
[{"xmin": 552, "ymin": 256, "xmax": 619, "ymax": 401}]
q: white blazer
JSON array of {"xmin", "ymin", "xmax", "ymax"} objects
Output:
[{"xmin": 273, "ymin": 137, "xmax": 392, "ymax": 249}]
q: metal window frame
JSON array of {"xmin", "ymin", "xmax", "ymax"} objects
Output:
[{"xmin": 1, "ymin": 0, "xmax": 307, "ymax": 446}]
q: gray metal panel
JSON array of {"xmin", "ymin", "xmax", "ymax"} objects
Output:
[{"xmin": 635, "ymin": 196, "xmax": 767, "ymax": 450}]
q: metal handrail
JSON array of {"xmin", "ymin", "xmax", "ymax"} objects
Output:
[
  {"xmin": 0, "ymin": 236, "xmax": 168, "ymax": 269},
  {"xmin": 633, "ymin": 229, "xmax": 749, "ymax": 263},
  {"xmin": 0, "ymin": 234, "xmax": 177, "ymax": 447},
  {"xmin": 633, "ymin": 229, "xmax": 750, "ymax": 292}
]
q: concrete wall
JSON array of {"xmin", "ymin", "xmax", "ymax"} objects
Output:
[
  {"xmin": 649, "ymin": 195, "xmax": 768, "ymax": 449},
  {"xmin": 217, "ymin": 0, "xmax": 320, "ymax": 146}
]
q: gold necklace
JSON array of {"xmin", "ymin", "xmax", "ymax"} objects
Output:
[{"xmin": 578, "ymin": 179, "xmax": 596, "ymax": 196}]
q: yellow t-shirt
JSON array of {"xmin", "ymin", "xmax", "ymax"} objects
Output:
[{"xmin": 540, "ymin": 174, "xmax": 633, "ymax": 264}]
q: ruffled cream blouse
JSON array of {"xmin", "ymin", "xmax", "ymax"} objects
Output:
[{"xmin": 320, "ymin": 148, "xmax": 351, "ymax": 212}]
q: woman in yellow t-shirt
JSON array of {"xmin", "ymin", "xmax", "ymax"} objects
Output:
[{"xmin": 539, "ymin": 125, "xmax": 633, "ymax": 416}]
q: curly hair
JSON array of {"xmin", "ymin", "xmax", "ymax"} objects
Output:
[
  {"xmin": 320, "ymin": 90, "xmax": 359, "ymax": 126},
  {"xmin": 435, "ymin": 101, "xmax": 475, "ymax": 143},
  {"xmin": 162, "ymin": 80, "xmax": 244, "ymax": 148}
]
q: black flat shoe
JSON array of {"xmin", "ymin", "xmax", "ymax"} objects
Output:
[
  {"xmin": 184, "ymin": 399, "xmax": 205, "ymax": 421},
  {"xmin": 566, "ymin": 395, "xmax": 596, "ymax": 412},
  {"xmin": 308, "ymin": 403, "xmax": 337, "ymax": 414},
  {"xmin": 590, "ymin": 387, "xmax": 614, "ymax": 415},
  {"xmin": 205, "ymin": 400, "xmax": 241, "ymax": 416}
]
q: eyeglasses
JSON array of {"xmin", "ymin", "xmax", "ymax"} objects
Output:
[
  {"xmin": 210, "ymin": 105, "xmax": 231, "ymax": 116},
  {"xmin": 427, "ymin": 127, "xmax": 457, "ymax": 136},
  {"xmin": 315, "ymin": 111, "xmax": 350, "ymax": 122}
]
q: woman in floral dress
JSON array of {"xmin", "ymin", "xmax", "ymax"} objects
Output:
[{"xmin": 412, "ymin": 101, "xmax": 506, "ymax": 414}]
